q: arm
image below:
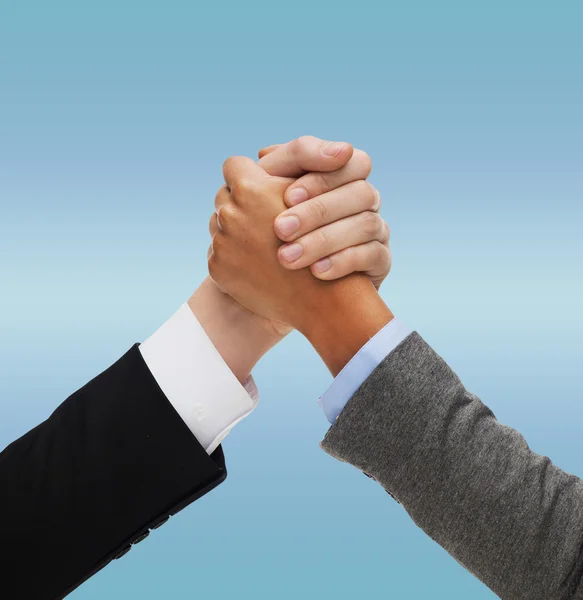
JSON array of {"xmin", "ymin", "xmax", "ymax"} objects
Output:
[
  {"xmin": 209, "ymin": 159, "xmax": 583, "ymax": 600},
  {"xmin": 0, "ymin": 348, "xmax": 227, "ymax": 600},
  {"xmin": 311, "ymin": 292, "xmax": 583, "ymax": 600},
  {"xmin": 0, "ymin": 135, "xmax": 387, "ymax": 599},
  {"xmin": 0, "ymin": 282, "xmax": 273, "ymax": 600},
  {"xmin": 322, "ymin": 332, "xmax": 583, "ymax": 599}
]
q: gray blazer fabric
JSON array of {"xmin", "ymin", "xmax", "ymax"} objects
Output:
[{"xmin": 321, "ymin": 332, "xmax": 583, "ymax": 600}]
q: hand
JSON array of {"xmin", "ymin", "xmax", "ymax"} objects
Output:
[
  {"xmin": 189, "ymin": 136, "xmax": 360, "ymax": 380},
  {"xmin": 192, "ymin": 135, "xmax": 393, "ymax": 382},
  {"xmin": 209, "ymin": 157, "xmax": 320, "ymax": 331},
  {"xmin": 258, "ymin": 137, "xmax": 392, "ymax": 289},
  {"xmin": 208, "ymin": 156, "xmax": 393, "ymax": 375},
  {"xmin": 206, "ymin": 135, "xmax": 392, "ymax": 342}
]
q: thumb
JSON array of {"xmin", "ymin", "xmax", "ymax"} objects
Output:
[
  {"xmin": 223, "ymin": 155, "xmax": 269, "ymax": 190},
  {"xmin": 257, "ymin": 135, "xmax": 353, "ymax": 178},
  {"xmin": 223, "ymin": 155, "xmax": 294, "ymax": 194},
  {"xmin": 257, "ymin": 144, "xmax": 282, "ymax": 159}
]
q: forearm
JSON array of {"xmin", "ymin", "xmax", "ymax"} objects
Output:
[
  {"xmin": 141, "ymin": 277, "xmax": 282, "ymax": 455},
  {"xmin": 298, "ymin": 274, "xmax": 394, "ymax": 376},
  {"xmin": 188, "ymin": 277, "xmax": 283, "ymax": 383},
  {"xmin": 322, "ymin": 333, "xmax": 583, "ymax": 600},
  {"xmin": 0, "ymin": 346, "xmax": 226, "ymax": 599}
]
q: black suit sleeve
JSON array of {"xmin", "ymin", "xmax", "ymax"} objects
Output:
[{"xmin": 0, "ymin": 345, "xmax": 227, "ymax": 600}]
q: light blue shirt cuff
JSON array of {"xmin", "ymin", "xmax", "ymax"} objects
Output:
[{"xmin": 319, "ymin": 318, "xmax": 413, "ymax": 424}]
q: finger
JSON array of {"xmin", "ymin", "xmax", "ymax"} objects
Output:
[
  {"xmin": 223, "ymin": 155, "xmax": 270, "ymax": 193},
  {"xmin": 209, "ymin": 212, "xmax": 219, "ymax": 236},
  {"xmin": 257, "ymin": 135, "xmax": 353, "ymax": 178},
  {"xmin": 213, "ymin": 186, "xmax": 240, "ymax": 232},
  {"xmin": 309, "ymin": 241, "xmax": 392, "ymax": 285},
  {"xmin": 258, "ymin": 144, "xmax": 282, "ymax": 159},
  {"xmin": 274, "ymin": 180, "xmax": 380, "ymax": 242},
  {"xmin": 277, "ymin": 211, "xmax": 389, "ymax": 270},
  {"xmin": 214, "ymin": 185, "xmax": 231, "ymax": 211},
  {"xmin": 284, "ymin": 148, "xmax": 373, "ymax": 207}
]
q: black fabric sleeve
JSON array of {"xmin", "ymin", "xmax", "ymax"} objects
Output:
[{"xmin": 0, "ymin": 345, "xmax": 227, "ymax": 600}]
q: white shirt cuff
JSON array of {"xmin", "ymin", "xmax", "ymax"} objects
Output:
[{"xmin": 139, "ymin": 304, "xmax": 258, "ymax": 455}]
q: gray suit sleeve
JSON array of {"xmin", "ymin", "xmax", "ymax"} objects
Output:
[{"xmin": 320, "ymin": 332, "xmax": 583, "ymax": 600}]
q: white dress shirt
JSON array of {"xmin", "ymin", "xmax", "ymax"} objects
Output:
[
  {"xmin": 140, "ymin": 304, "xmax": 411, "ymax": 454},
  {"xmin": 139, "ymin": 304, "xmax": 258, "ymax": 455}
]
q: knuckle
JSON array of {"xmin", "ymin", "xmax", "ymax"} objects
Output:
[
  {"xmin": 310, "ymin": 172, "xmax": 329, "ymax": 194},
  {"xmin": 232, "ymin": 177, "xmax": 257, "ymax": 197},
  {"xmin": 297, "ymin": 134, "xmax": 316, "ymax": 148},
  {"xmin": 373, "ymin": 240, "xmax": 389, "ymax": 262},
  {"xmin": 213, "ymin": 231, "xmax": 229, "ymax": 262},
  {"xmin": 208, "ymin": 233, "xmax": 233, "ymax": 284},
  {"xmin": 307, "ymin": 197, "xmax": 329, "ymax": 222},
  {"xmin": 216, "ymin": 203, "xmax": 237, "ymax": 230},
  {"xmin": 374, "ymin": 189, "xmax": 382, "ymax": 211},
  {"xmin": 353, "ymin": 180, "xmax": 378, "ymax": 209},
  {"xmin": 214, "ymin": 185, "xmax": 228, "ymax": 208},
  {"xmin": 207, "ymin": 252, "xmax": 220, "ymax": 281},
  {"xmin": 368, "ymin": 184, "xmax": 381, "ymax": 211},
  {"xmin": 316, "ymin": 227, "xmax": 333, "ymax": 248},
  {"xmin": 222, "ymin": 156, "xmax": 237, "ymax": 178},
  {"xmin": 352, "ymin": 149, "xmax": 373, "ymax": 177},
  {"xmin": 208, "ymin": 258, "xmax": 230, "ymax": 294},
  {"xmin": 343, "ymin": 245, "xmax": 359, "ymax": 271},
  {"xmin": 290, "ymin": 135, "xmax": 313, "ymax": 157},
  {"xmin": 208, "ymin": 249, "xmax": 217, "ymax": 268},
  {"xmin": 376, "ymin": 220, "xmax": 390, "ymax": 244},
  {"xmin": 232, "ymin": 178, "xmax": 248, "ymax": 195},
  {"xmin": 361, "ymin": 211, "xmax": 383, "ymax": 237},
  {"xmin": 211, "ymin": 231, "xmax": 227, "ymax": 254},
  {"xmin": 288, "ymin": 138, "xmax": 300, "ymax": 158},
  {"xmin": 372, "ymin": 241, "xmax": 392, "ymax": 273}
]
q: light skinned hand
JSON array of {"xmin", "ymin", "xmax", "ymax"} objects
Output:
[{"xmin": 257, "ymin": 136, "xmax": 391, "ymax": 289}]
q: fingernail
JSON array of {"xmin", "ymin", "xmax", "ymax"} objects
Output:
[
  {"xmin": 280, "ymin": 243, "xmax": 303, "ymax": 262},
  {"xmin": 276, "ymin": 215, "xmax": 300, "ymax": 237},
  {"xmin": 322, "ymin": 142, "xmax": 345, "ymax": 157},
  {"xmin": 313, "ymin": 257, "xmax": 332, "ymax": 273},
  {"xmin": 287, "ymin": 187, "xmax": 308, "ymax": 205}
]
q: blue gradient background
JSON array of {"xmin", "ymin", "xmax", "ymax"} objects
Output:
[{"xmin": 1, "ymin": 2, "xmax": 582, "ymax": 598}]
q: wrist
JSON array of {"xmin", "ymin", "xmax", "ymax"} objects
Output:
[
  {"xmin": 188, "ymin": 277, "xmax": 283, "ymax": 383},
  {"xmin": 298, "ymin": 274, "xmax": 394, "ymax": 376}
]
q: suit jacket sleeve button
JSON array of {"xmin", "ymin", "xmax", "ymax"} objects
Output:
[
  {"xmin": 114, "ymin": 545, "xmax": 132, "ymax": 560},
  {"xmin": 152, "ymin": 516, "xmax": 170, "ymax": 530},
  {"xmin": 134, "ymin": 531, "xmax": 150, "ymax": 544}
]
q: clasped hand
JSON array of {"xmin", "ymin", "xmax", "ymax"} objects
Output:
[{"xmin": 208, "ymin": 136, "xmax": 392, "ymax": 336}]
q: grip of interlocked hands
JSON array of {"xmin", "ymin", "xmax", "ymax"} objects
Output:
[{"xmin": 189, "ymin": 135, "xmax": 392, "ymax": 383}]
